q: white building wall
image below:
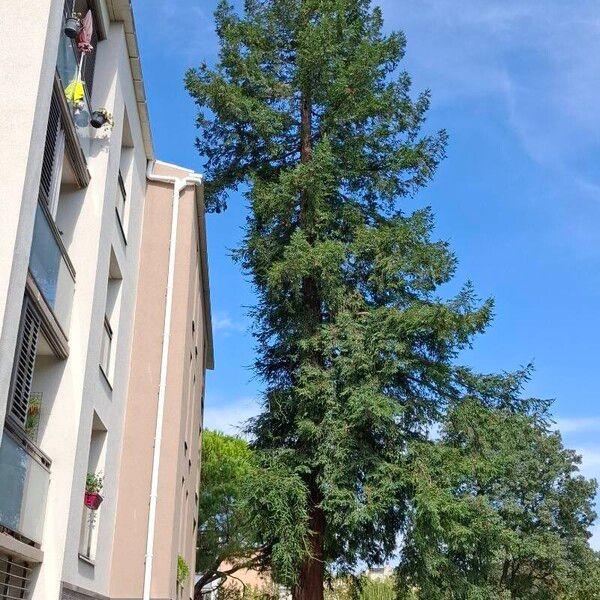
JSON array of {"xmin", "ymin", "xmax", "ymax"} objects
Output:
[
  {"xmin": 0, "ymin": 2, "xmax": 151, "ymax": 599},
  {"xmin": 58, "ymin": 20, "xmax": 149, "ymax": 597},
  {"xmin": 0, "ymin": 0, "xmax": 65, "ymax": 439}
]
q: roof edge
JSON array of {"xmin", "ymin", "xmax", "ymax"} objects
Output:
[
  {"xmin": 146, "ymin": 160, "xmax": 214, "ymax": 371},
  {"xmin": 106, "ymin": 0, "xmax": 154, "ymax": 160},
  {"xmin": 194, "ymin": 183, "xmax": 215, "ymax": 371}
]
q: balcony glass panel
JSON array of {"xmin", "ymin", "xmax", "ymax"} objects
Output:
[
  {"xmin": 0, "ymin": 429, "xmax": 50, "ymax": 545},
  {"xmin": 29, "ymin": 204, "xmax": 75, "ymax": 333},
  {"xmin": 56, "ymin": 14, "xmax": 92, "ymax": 157}
]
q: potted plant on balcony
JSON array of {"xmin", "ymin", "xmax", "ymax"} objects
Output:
[
  {"xmin": 84, "ymin": 472, "xmax": 104, "ymax": 510},
  {"xmin": 64, "ymin": 12, "xmax": 82, "ymax": 39},
  {"xmin": 25, "ymin": 393, "xmax": 42, "ymax": 442},
  {"xmin": 90, "ymin": 108, "xmax": 114, "ymax": 130},
  {"xmin": 176, "ymin": 555, "xmax": 190, "ymax": 589}
]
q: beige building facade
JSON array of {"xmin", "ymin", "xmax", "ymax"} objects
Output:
[
  {"xmin": 110, "ymin": 162, "xmax": 213, "ymax": 600},
  {"xmin": 0, "ymin": 2, "xmax": 212, "ymax": 600}
]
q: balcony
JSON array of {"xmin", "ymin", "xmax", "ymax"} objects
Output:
[
  {"xmin": 56, "ymin": 10, "xmax": 93, "ymax": 158},
  {"xmin": 0, "ymin": 424, "xmax": 50, "ymax": 546},
  {"xmin": 29, "ymin": 203, "xmax": 75, "ymax": 335}
]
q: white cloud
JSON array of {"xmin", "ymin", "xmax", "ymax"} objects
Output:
[
  {"xmin": 378, "ymin": 0, "xmax": 600, "ymax": 163},
  {"xmin": 572, "ymin": 446, "xmax": 600, "ymax": 550},
  {"xmin": 556, "ymin": 416, "xmax": 600, "ymax": 434},
  {"xmin": 212, "ymin": 310, "xmax": 247, "ymax": 334},
  {"xmin": 374, "ymin": 0, "xmax": 600, "ymax": 259},
  {"xmin": 203, "ymin": 395, "xmax": 261, "ymax": 436}
]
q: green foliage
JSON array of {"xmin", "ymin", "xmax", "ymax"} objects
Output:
[
  {"xmin": 242, "ymin": 452, "xmax": 310, "ymax": 585},
  {"xmin": 325, "ymin": 576, "xmax": 396, "ymax": 600},
  {"xmin": 196, "ymin": 430, "xmax": 257, "ymax": 585},
  {"xmin": 25, "ymin": 393, "xmax": 42, "ymax": 441},
  {"xmin": 562, "ymin": 551, "xmax": 600, "ymax": 599},
  {"xmin": 186, "ymin": 0, "xmax": 599, "ymax": 594},
  {"xmin": 85, "ymin": 471, "xmax": 103, "ymax": 493},
  {"xmin": 177, "ymin": 555, "xmax": 191, "ymax": 584},
  {"xmin": 397, "ymin": 400, "xmax": 598, "ymax": 599},
  {"xmin": 215, "ymin": 584, "xmax": 280, "ymax": 600},
  {"xmin": 197, "ymin": 430, "xmax": 308, "ymax": 589}
]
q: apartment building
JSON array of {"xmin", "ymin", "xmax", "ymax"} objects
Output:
[
  {"xmin": 0, "ymin": 2, "xmax": 212, "ymax": 600},
  {"xmin": 110, "ymin": 162, "xmax": 213, "ymax": 600}
]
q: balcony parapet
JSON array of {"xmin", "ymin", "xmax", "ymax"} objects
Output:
[
  {"xmin": 0, "ymin": 422, "xmax": 51, "ymax": 546},
  {"xmin": 29, "ymin": 202, "xmax": 75, "ymax": 341}
]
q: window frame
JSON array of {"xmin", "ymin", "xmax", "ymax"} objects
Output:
[
  {"xmin": 115, "ymin": 169, "xmax": 128, "ymax": 243},
  {"xmin": 99, "ymin": 315, "xmax": 113, "ymax": 380}
]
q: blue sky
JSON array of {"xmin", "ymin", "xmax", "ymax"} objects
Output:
[{"xmin": 133, "ymin": 0, "xmax": 600, "ymax": 544}]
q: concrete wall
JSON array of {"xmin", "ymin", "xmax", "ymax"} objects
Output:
[
  {"xmin": 55, "ymin": 17, "xmax": 150, "ymax": 599},
  {"xmin": 0, "ymin": 0, "xmax": 64, "ymax": 440},
  {"xmin": 110, "ymin": 164, "xmax": 207, "ymax": 600},
  {"xmin": 0, "ymin": 3, "xmax": 209, "ymax": 599},
  {"xmin": 0, "ymin": 1, "xmax": 150, "ymax": 598}
]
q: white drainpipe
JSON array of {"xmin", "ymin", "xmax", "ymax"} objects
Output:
[{"xmin": 143, "ymin": 161, "xmax": 203, "ymax": 600}]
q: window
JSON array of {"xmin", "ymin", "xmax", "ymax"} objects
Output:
[
  {"xmin": 62, "ymin": 0, "xmax": 99, "ymax": 100},
  {"xmin": 0, "ymin": 553, "xmax": 32, "ymax": 598},
  {"xmin": 115, "ymin": 169, "xmax": 127, "ymax": 238},
  {"xmin": 116, "ymin": 114, "xmax": 134, "ymax": 241},
  {"xmin": 100, "ymin": 250, "xmax": 122, "ymax": 383},
  {"xmin": 79, "ymin": 413, "xmax": 106, "ymax": 563},
  {"xmin": 99, "ymin": 316, "xmax": 112, "ymax": 378},
  {"xmin": 56, "ymin": 0, "xmax": 100, "ymax": 162},
  {"xmin": 7, "ymin": 295, "xmax": 59, "ymax": 442}
]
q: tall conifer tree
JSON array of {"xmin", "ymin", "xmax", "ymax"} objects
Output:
[{"xmin": 186, "ymin": 1, "xmax": 547, "ymax": 597}]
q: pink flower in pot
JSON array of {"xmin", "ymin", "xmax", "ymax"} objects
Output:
[{"xmin": 84, "ymin": 472, "xmax": 104, "ymax": 510}]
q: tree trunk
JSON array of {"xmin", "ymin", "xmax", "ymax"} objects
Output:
[
  {"xmin": 294, "ymin": 86, "xmax": 325, "ymax": 600},
  {"xmin": 292, "ymin": 488, "xmax": 325, "ymax": 600}
]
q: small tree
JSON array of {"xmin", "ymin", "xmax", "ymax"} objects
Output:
[
  {"xmin": 195, "ymin": 431, "xmax": 261, "ymax": 595},
  {"xmin": 397, "ymin": 399, "xmax": 598, "ymax": 599},
  {"xmin": 195, "ymin": 430, "xmax": 309, "ymax": 599}
]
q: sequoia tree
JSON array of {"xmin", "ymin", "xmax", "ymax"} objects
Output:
[{"xmin": 186, "ymin": 1, "xmax": 553, "ymax": 597}]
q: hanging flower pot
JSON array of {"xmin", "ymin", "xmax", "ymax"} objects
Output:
[
  {"xmin": 64, "ymin": 15, "xmax": 81, "ymax": 39},
  {"xmin": 84, "ymin": 471, "xmax": 104, "ymax": 510},
  {"xmin": 90, "ymin": 108, "xmax": 114, "ymax": 130},
  {"xmin": 84, "ymin": 491, "xmax": 103, "ymax": 510}
]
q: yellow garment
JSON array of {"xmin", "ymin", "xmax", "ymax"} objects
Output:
[{"xmin": 64, "ymin": 79, "xmax": 85, "ymax": 104}]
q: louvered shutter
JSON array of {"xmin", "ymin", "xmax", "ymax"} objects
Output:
[
  {"xmin": 8, "ymin": 297, "xmax": 41, "ymax": 428},
  {"xmin": 0, "ymin": 552, "xmax": 31, "ymax": 600},
  {"xmin": 39, "ymin": 92, "xmax": 61, "ymax": 206}
]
